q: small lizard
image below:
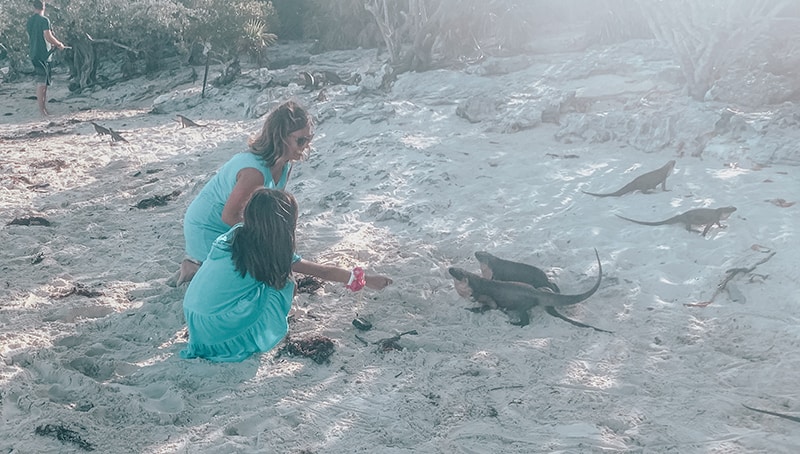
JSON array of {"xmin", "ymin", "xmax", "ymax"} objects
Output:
[
  {"xmin": 299, "ymin": 71, "xmax": 317, "ymax": 89},
  {"xmin": 176, "ymin": 114, "xmax": 206, "ymax": 128},
  {"xmin": 321, "ymin": 70, "xmax": 344, "ymax": 85},
  {"xmin": 449, "ymin": 250, "xmax": 602, "ymax": 327},
  {"xmin": 108, "ymin": 128, "xmax": 128, "ymax": 143},
  {"xmin": 90, "ymin": 121, "xmax": 111, "ymax": 136},
  {"xmin": 583, "ymin": 160, "xmax": 676, "ymax": 197},
  {"xmin": 474, "ymin": 251, "xmax": 611, "ymax": 333},
  {"xmin": 616, "ymin": 206, "xmax": 737, "ymax": 236},
  {"xmin": 474, "ymin": 251, "xmax": 560, "ymax": 293}
]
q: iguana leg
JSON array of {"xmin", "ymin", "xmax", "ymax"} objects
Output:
[
  {"xmin": 509, "ymin": 310, "xmax": 530, "ymax": 327},
  {"xmin": 475, "ymin": 295, "xmax": 497, "ymax": 309},
  {"xmin": 466, "ymin": 306, "xmax": 491, "ymax": 313}
]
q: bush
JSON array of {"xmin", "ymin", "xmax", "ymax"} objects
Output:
[
  {"xmin": 277, "ymin": 0, "xmax": 381, "ymax": 51},
  {"xmin": 0, "ymin": 0, "xmax": 277, "ymax": 80},
  {"xmin": 640, "ymin": 0, "xmax": 791, "ymax": 100},
  {"xmin": 181, "ymin": 0, "xmax": 276, "ymax": 59}
]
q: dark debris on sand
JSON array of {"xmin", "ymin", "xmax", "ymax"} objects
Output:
[
  {"xmin": 133, "ymin": 190, "xmax": 181, "ymax": 209},
  {"xmin": 50, "ymin": 282, "xmax": 104, "ymax": 298},
  {"xmin": 7, "ymin": 216, "xmax": 51, "ymax": 226},
  {"xmin": 35, "ymin": 424, "xmax": 94, "ymax": 451},
  {"xmin": 1, "ymin": 129, "xmax": 71, "ymax": 141},
  {"xmin": 277, "ymin": 336, "xmax": 335, "ymax": 364},
  {"xmin": 296, "ymin": 275, "xmax": 324, "ymax": 294},
  {"xmin": 30, "ymin": 158, "xmax": 68, "ymax": 170},
  {"xmin": 373, "ymin": 330, "xmax": 418, "ymax": 352}
]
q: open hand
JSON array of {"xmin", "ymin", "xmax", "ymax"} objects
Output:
[{"xmin": 365, "ymin": 274, "xmax": 392, "ymax": 290}]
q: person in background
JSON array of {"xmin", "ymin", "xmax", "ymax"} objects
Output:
[
  {"xmin": 177, "ymin": 100, "xmax": 313, "ymax": 285},
  {"xmin": 27, "ymin": 0, "xmax": 65, "ymax": 116},
  {"xmin": 181, "ymin": 188, "xmax": 392, "ymax": 362}
]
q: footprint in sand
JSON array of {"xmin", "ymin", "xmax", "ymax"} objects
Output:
[
  {"xmin": 140, "ymin": 383, "xmax": 185, "ymax": 414},
  {"xmin": 67, "ymin": 356, "xmax": 116, "ymax": 381},
  {"xmin": 224, "ymin": 411, "xmax": 283, "ymax": 436}
]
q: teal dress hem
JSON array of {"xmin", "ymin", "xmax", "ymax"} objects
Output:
[{"xmin": 181, "ymin": 225, "xmax": 296, "ymax": 362}]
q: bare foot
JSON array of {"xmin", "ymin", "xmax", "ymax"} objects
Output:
[
  {"xmin": 165, "ymin": 270, "xmax": 180, "ymax": 288},
  {"xmin": 177, "ymin": 259, "xmax": 201, "ymax": 285}
]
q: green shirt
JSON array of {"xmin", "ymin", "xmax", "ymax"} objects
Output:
[{"xmin": 26, "ymin": 13, "xmax": 51, "ymax": 62}]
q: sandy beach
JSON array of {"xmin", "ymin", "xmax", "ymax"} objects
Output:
[{"xmin": 1, "ymin": 40, "xmax": 799, "ymax": 453}]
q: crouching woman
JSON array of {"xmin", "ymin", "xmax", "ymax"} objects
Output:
[{"xmin": 180, "ymin": 188, "xmax": 391, "ymax": 362}]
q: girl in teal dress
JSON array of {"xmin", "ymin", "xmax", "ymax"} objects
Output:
[
  {"xmin": 181, "ymin": 188, "xmax": 392, "ymax": 362},
  {"xmin": 179, "ymin": 100, "xmax": 314, "ymax": 284}
]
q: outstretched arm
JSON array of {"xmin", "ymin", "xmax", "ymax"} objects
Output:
[
  {"xmin": 44, "ymin": 30, "xmax": 65, "ymax": 50},
  {"xmin": 291, "ymin": 259, "xmax": 392, "ymax": 290}
]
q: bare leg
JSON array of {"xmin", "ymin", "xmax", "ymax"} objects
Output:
[
  {"xmin": 177, "ymin": 259, "xmax": 201, "ymax": 285},
  {"xmin": 36, "ymin": 83, "xmax": 49, "ymax": 117}
]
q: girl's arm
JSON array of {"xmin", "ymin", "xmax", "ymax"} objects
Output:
[
  {"xmin": 221, "ymin": 168, "xmax": 264, "ymax": 226},
  {"xmin": 291, "ymin": 259, "xmax": 392, "ymax": 290}
]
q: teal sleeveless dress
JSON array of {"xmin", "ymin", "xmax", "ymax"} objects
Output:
[
  {"xmin": 183, "ymin": 152, "xmax": 291, "ymax": 262},
  {"xmin": 180, "ymin": 225, "xmax": 295, "ymax": 362}
]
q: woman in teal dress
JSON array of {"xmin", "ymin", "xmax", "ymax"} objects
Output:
[
  {"xmin": 179, "ymin": 100, "xmax": 314, "ymax": 284},
  {"xmin": 181, "ymin": 188, "xmax": 392, "ymax": 362}
]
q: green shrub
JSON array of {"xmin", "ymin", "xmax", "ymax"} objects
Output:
[
  {"xmin": 0, "ymin": 0, "xmax": 277, "ymax": 75},
  {"xmin": 181, "ymin": 0, "xmax": 276, "ymax": 59}
]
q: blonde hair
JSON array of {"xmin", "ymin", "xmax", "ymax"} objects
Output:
[{"xmin": 248, "ymin": 100, "xmax": 312, "ymax": 167}]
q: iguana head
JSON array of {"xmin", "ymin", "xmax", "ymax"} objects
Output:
[
  {"xmin": 719, "ymin": 206, "xmax": 737, "ymax": 219},
  {"xmin": 448, "ymin": 267, "xmax": 475, "ymax": 300}
]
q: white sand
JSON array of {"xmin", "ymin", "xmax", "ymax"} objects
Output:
[{"xmin": 1, "ymin": 41, "xmax": 799, "ymax": 453}]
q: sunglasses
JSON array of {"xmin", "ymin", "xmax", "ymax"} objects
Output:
[{"xmin": 295, "ymin": 134, "xmax": 314, "ymax": 147}]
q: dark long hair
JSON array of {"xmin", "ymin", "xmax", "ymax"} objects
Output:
[
  {"xmin": 231, "ymin": 188, "xmax": 297, "ymax": 288},
  {"xmin": 247, "ymin": 100, "xmax": 312, "ymax": 167}
]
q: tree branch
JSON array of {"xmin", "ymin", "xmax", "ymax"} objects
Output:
[{"xmin": 685, "ymin": 251, "xmax": 776, "ymax": 307}]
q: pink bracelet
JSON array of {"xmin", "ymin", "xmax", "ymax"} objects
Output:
[{"xmin": 346, "ymin": 267, "xmax": 366, "ymax": 292}]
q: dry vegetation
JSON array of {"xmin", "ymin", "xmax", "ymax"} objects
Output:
[{"xmin": 1, "ymin": 0, "xmax": 798, "ymax": 104}]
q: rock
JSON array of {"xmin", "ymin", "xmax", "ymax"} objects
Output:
[
  {"xmin": 151, "ymin": 87, "xmax": 207, "ymax": 114},
  {"xmin": 245, "ymin": 85, "xmax": 305, "ymax": 118},
  {"xmin": 455, "ymin": 95, "xmax": 501, "ymax": 123}
]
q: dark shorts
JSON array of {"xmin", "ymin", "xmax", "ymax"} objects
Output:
[{"xmin": 32, "ymin": 59, "xmax": 51, "ymax": 86}]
